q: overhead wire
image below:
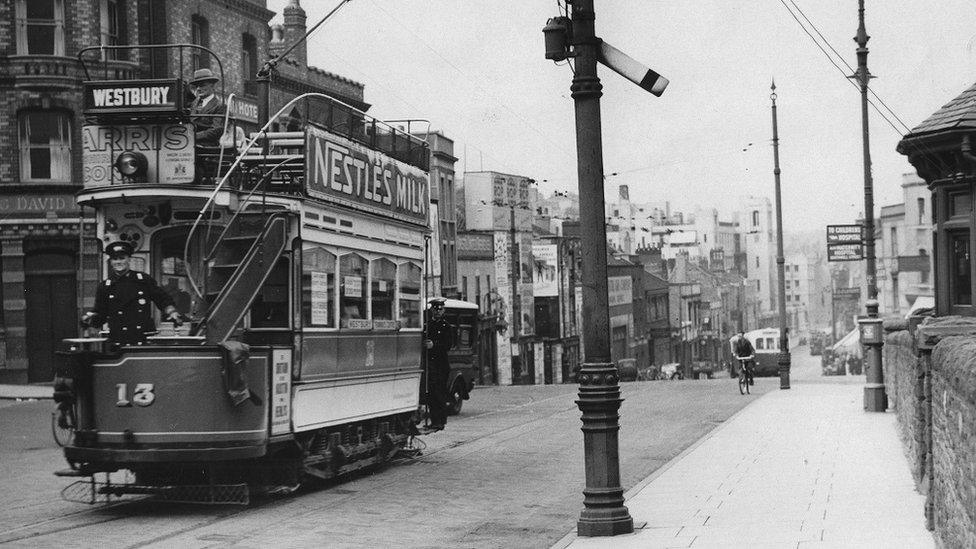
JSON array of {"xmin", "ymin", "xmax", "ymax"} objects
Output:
[
  {"xmin": 777, "ymin": 0, "xmax": 953, "ymax": 176},
  {"xmin": 775, "ymin": 0, "xmax": 907, "ymax": 137},
  {"xmin": 367, "ymin": 0, "xmax": 577, "ymax": 160},
  {"xmin": 785, "ymin": 0, "xmax": 913, "ymax": 134}
]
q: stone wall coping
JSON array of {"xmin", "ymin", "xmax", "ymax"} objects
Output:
[
  {"xmin": 884, "ymin": 318, "xmax": 909, "ymax": 332},
  {"xmin": 916, "ymin": 316, "xmax": 976, "ymax": 350}
]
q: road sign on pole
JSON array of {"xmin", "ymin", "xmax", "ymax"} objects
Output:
[
  {"xmin": 828, "ymin": 242, "xmax": 864, "ymax": 261},
  {"xmin": 827, "ymin": 224, "xmax": 863, "ymax": 243}
]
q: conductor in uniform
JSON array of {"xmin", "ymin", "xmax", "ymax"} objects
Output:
[
  {"xmin": 424, "ymin": 298, "xmax": 454, "ymax": 431},
  {"xmin": 81, "ymin": 241, "xmax": 181, "ymax": 345}
]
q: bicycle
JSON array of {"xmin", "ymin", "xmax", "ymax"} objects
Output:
[{"xmin": 736, "ymin": 355, "xmax": 754, "ymax": 395}]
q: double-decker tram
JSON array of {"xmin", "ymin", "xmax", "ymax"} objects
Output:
[{"xmin": 54, "ymin": 45, "xmax": 434, "ymax": 504}]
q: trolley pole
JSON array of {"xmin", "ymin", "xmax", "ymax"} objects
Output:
[
  {"xmin": 569, "ymin": 0, "xmax": 634, "ymax": 537},
  {"xmin": 852, "ymin": 0, "xmax": 887, "ymax": 412},
  {"xmin": 770, "ymin": 81, "xmax": 791, "ymax": 390}
]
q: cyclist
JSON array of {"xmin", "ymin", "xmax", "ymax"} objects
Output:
[{"xmin": 732, "ymin": 331, "xmax": 755, "ymax": 386}]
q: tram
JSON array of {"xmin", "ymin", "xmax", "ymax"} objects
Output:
[
  {"xmin": 732, "ymin": 328, "xmax": 783, "ymax": 377},
  {"xmin": 53, "ymin": 45, "xmax": 437, "ymax": 504}
]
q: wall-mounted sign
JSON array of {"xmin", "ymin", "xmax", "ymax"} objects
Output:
[
  {"xmin": 0, "ymin": 193, "xmax": 77, "ymax": 218},
  {"xmin": 826, "ymin": 224, "xmax": 863, "ymax": 243},
  {"xmin": 832, "ymin": 287, "xmax": 861, "ymax": 300},
  {"xmin": 608, "ymin": 276, "xmax": 633, "ymax": 307},
  {"xmin": 827, "ymin": 242, "xmax": 864, "ymax": 262},
  {"xmin": 83, "ymin": 79, "xmax": 183, "ymax": 114},
  {"xmin": 229, "ymin": 96, "xmax": 258, "ymax": 124},
  {"xmin": 306, "ymin": 126, "xmax": 429, "ymax": 226},
  {"xmin": 532, "ymin": 243, "xmax": 559, "ymax": 297},
  {"xmin": 82, "ymin": 123, "xmax": 195, "ymax": 185},
  {"xmin": 897, "ymin": 254, "xmax": 932, "ymax": 273}
]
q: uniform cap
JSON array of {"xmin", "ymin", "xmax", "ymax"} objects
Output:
[
  {"xmin": 104, "ymin": 241, "xmax": 134, "ymax": 258},
  {"xmin": 429, "ymin": 297, "xmax": 446, "ymax": 308},
  {"xmin": 190, "ymin": 68, "xmax": 220, "ymax": 86}
]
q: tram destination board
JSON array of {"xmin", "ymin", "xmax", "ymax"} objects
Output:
[{"xmin": 827, "ymin": 242, "xmax": 864, "ymax": 262}]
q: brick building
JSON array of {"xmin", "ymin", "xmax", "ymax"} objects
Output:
[{"xmin": 0, "ymin": 0, "xmax": 365, "ymax": 383}]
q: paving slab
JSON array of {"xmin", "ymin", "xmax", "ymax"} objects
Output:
[{"xmin": 554, "ymin": 382, "xmax": 934, "ymax": 549}]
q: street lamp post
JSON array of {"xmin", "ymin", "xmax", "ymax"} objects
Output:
[
  {"xmin": 568, "ymin": 0, "xmax": 633, "ymax": 536},
  {"xmin": 853, "ymin": 0, "xmax": 887, "ymax": 412},
  {"xmin": 509, "ymin": 202, "xmax": 522, "ymax": 384},
  {"xmin": 770, "ymin": 81, "xmax": 791, "ymax": 389}
]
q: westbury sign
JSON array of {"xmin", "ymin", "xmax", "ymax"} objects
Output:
[{"xmin": 305, "ymin": 126, "xmax": 429, "ymax": 226}]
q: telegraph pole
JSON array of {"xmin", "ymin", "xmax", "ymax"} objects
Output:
[
  {"xmin": 853, "ymin": 0, "xmax": 887, "ymax": 412},
  {"xmin": 569, "ymin": 0, "xmax": 633, "ymax": 536},
  {"xmin": 770, "ymin": 81, "xmax": 791, "ymax": 390}
]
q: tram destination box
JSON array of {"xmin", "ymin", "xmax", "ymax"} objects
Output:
[{"xmin": 83, "ymin": 79, "xmax": 185, "ymax": 115}]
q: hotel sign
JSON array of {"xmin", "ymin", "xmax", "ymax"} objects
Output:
[{"xmin": 305, "ymin": 125, "xmax": 429, "ymax": 226}]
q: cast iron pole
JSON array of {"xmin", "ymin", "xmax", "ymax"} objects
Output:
[
  {"xmin": 510, "ymin": 203, "xmax": 521, "ymax": 384},
  {"xmin": 770, "ymin": 81, "xmax": 791, "ymax": 390},
  {"xmin": 853, "ymin": 0, "xmax": 887, "ymax": 411},
  {"xmin": 570, "ymin": 0, "xmax": 634, "ymax": 537}
]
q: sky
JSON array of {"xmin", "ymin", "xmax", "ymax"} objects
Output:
[{"xmin": 266, "ymin": 0, "xmax": 976, "ymax": 232}]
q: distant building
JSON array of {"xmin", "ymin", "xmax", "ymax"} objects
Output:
[
  {"xmin": 875, "ymin": 173, "xmax": 933, "ymax": 316},
  {"xmin": 415, "ymin": 131, "xmax": 458, "ymax": 298},
  {"xmin": 738, "ymin": 196, "xmax": 776, "ymax": 319}
]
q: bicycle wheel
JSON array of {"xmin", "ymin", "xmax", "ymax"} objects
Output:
[
  {"xmin": 51, "ymin": 410, "xmax": 75, "ymax": 447},
  {"xmin": 738, "ymin": 373, "xmax": 748, "ymax": 395}
]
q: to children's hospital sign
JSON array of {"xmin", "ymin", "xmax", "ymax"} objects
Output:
[{"xmin": 305, "ymin": 126, "xmax": 429, "ymax": 226}]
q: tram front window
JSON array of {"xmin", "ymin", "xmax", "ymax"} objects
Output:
[
  {"xmin": 154, "ymin": 229, "xmax": 204, "ymax": 321},
  {"xmin": 340, "ymin": 253, "xmax": 367, "ymax": 327}
]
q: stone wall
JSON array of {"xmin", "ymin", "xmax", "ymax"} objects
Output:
[
  {"xmin": 882, "ymin": 324, "xmax": 924, "ymax": 481},
  {"xmin": 929, "ymin": 335, "xmax": 976, "ymax": 549}
]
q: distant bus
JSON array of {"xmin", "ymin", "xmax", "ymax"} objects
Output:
[{"xmin": 731, "ymin": 328, "xmax": 783, "ymax": 377}]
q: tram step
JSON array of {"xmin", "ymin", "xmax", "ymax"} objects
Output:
[{"xmin": 54, "ymin": 468, "xmax": 90, "ymax": 477}]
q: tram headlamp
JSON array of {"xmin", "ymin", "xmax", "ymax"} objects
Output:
[{"xmin": 114, "ymin": 152, "xmax": 148, "ymax": 182}]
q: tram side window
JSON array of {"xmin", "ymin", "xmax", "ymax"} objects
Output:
[
  {"xmin": 154, "ymin": 228, "xmax": 203, "ymax": 321},
  {"xmin": 340, "ymin": 253, "xmax": 368, "ymax": 327},
  {"xmin": 755, "ymin": 338, "xmax": 765, "ymax": 350},
  {"xmin": 250, "ymin": 258, "xmax": 289, "ymax": 328},
  {"xmin": 398, "ymin": 262, "xmax": 422, "ymax": 328},
  {"xmin": 301, "ymin": 246, "xmax": 336, "ymax": 328},
  {"xmin": 371, "ymin": 258, "xmax": 396, "ymax": 324}
]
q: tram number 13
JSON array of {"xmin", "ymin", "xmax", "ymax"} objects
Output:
[{"xmin": 115, "ymin": 383, "xmax": 156, "ymax": 407}]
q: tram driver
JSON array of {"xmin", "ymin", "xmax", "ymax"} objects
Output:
[
  {"xmin": 424, "ymin": 298, "xmax": 454, "ymax": 431},
  {"xmin": 81, "ymin": 241, "xmax": 182, "ymax": 345}
]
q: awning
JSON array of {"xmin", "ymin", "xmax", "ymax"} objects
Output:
[
  {"xmin": 831, "ymin": 327, "xmax": 862, "ymax": 358},
  {"xmin": 906, "ymin": 295, "xmax": 934, "ymax": 318}
]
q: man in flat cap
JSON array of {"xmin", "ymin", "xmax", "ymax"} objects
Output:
[
  {"xmin": 423, "ymin": 297, "xmax": 455, "ymax": 430},
  {"xmin": 188, "ymin": 68, "xmax": 227, "ymax": 147},
  {"xmin": 81, "ymin": 241, "xmax": 181, "ymax": 345}
]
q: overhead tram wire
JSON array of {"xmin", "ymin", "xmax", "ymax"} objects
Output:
[
  {"xmin": 785, "ymin": 0, "xmax": 913, "ymax": 134},
  {"xmin": 776, "ymin": 0, "xmax": 952, "ymax": 176},
  {"xmin": 775, "ymin": 0, "xmax": 906, "ymax": 137},
  {"xmin": 366, "ymin": 0, "xmax": 578, "ymax": 160}
]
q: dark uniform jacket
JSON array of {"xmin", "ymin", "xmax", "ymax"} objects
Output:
[
  {"xmin": 92, "ymin": 270, "xmax": 175, "ymax": 345},
  {"xmin": 190, "ymin": 94, "xmax": 227, "ymax": 146},
  {"xmin": 425, "ymin": 317, "xmax": 455, "ymax": 373}
]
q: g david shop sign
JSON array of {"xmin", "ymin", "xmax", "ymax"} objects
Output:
[{"xmin": 305, "ymin": 126, "xmax": 429, "ymax": 225}]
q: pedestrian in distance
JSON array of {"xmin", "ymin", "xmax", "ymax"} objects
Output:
[
  {"xmin": 423, "ymin": 298, "xmax": 455, "ymax": 431},
  {"xmin": 81, "ymin": 241, "xmax": 181, "ymax": 346},
  {"xmin": 187, "ymin": 68, "xmax": 227, "ymax": 147}
]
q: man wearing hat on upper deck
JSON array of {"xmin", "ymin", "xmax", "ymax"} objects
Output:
[
  {"xmin": 423, "ymin": 297, "xmax": 455, "ymax": 431},
  {"xmin": 81, "ymin": 241, "xmax": 181, "ymax": 346},
  {"xmin": 188, "ymin": 68, "xmax": 227, "ymax": 147}
]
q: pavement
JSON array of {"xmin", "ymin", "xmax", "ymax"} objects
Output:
[
  {"xmin": 553, "ymin": 377, "xmax": 935, "ymax": 549},
  {"xmin": 0, "ymin": 383, "xmax": 52, "ymax": 400}
]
